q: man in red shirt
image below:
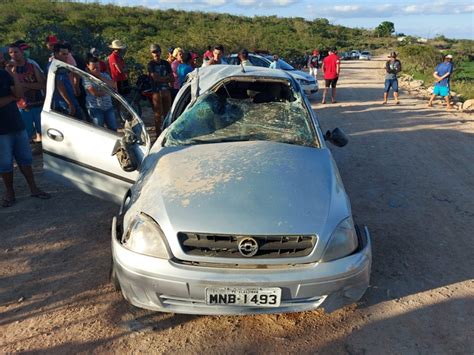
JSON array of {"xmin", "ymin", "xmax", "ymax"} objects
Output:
[
  {"xmin": 108, "ymin": 40, "xmax": 128, "ymax": 94},
  {"xmin": 321, "ymin": 47, "xmax": 341, "ymax": 104}
]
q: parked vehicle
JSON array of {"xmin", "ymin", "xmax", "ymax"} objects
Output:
[
  {"xmin": 339, "ymin": 52, "xmax": 352, "ymax": 60},
  {"xmin": 42, "ymin": 60, "xmax": 371, "ymax": 315},
  {"xmin": 226, "ymin": 53, "xmax": 318, "ymax": 95},
  {"xmin": 350, "ymin": 50, "xmax": 361, "ymax": 60},
  {"xmin": 359, "ymin": 51, "xmax": 372, "ymax": 60}
]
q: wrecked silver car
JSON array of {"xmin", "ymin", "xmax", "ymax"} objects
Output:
[{"xmin": 42, "ymin": 62, "xmax": 371, "ymax": 315}]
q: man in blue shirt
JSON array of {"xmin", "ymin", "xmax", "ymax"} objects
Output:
[
  {"xmin": 428, "ymin": 54, "xmax": 454, "ymax": 110},
  {"xmin": 47, "ymin": 43, "xmax": 83, "ymax": 119}
]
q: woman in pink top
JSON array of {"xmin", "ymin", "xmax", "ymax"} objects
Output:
[{"xmin": 170, "ymin": 47, "xmax": 183, "ymax": 100}]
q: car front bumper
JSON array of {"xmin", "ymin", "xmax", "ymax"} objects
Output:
[{"xmin": 111, "ymin": 218, "xmax": 371, "ymax": 315}]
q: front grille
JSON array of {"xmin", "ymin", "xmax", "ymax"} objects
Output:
[{"xmin": 178, "ymin": 233, "xmax": 316, "ymax": 258}]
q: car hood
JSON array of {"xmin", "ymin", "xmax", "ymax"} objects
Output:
[
  {"xmin": 288, "ymin": 70, "xmax": 315, "ymax": 82},
  {"xmin": 132, "ymin": 141, "xmax": 349, "ymax": 239}
]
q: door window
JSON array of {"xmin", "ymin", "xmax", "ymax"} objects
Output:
[
  {"xmin": 249, "ymin": 56, "xmax": 270, "ymax": 68},
  {"xmin": 50, "ymin": 66, "xmax": 139, "ymax": 137}
]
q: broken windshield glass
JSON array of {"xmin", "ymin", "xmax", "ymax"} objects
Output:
[{"xmin": 164, "ymin": 92, "xmax": 317, "ymax": 147}]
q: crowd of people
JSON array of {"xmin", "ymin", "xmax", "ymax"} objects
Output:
[{"xmin": 0, "ymin": 34, "xmax": 456, "ymax": 208}]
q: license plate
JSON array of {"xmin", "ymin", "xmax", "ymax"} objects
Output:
[{"xmin": 205, "ymin": 287, "xmax": 281, "ymax": 307}]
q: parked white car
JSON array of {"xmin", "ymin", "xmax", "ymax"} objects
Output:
[
  {"xmin": 42, "ymin": 60, "xmax": 371, "ymax": 315},
  {"xmin": 359, "ymin": 51, "xmax": 372, "ymax": 60},
  {"xmin": 227, "ymin": 53, "xmax": 319, "ymax": 96}
]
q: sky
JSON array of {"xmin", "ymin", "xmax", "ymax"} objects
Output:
[{"xmin": 96, "ymin": 0, "xmax": 474, "ymax": 39}]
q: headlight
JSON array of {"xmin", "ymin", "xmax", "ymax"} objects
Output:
[
  {"xmin": 321, "ymin": 217, "xmax": 358, "ymax": 262},
  {"xmin": 122, "ymin": 213, "xmax": 171, "ymax": 259}
]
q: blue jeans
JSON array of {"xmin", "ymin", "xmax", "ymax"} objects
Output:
[
  {"xmin": 19, "ymin": 106, "xmax": 42, "ymax": 138},
  {"xmin": 0, "ymin": 130, "xmax": 33, "ymax": 173},
  {"xmin": 87, "ymin": 107, "xmax": 118, "ymax": 131},
  {"xmin": 384, "ymin": 79, "xmax": 399, "ymax": 93}
]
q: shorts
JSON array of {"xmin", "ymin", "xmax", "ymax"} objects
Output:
[
  {"xmin": 325, "ymin": 78, "xmax": 338, "ymax": 88},
  {"xmin": 0, "ymin": 130, "xmax": 33, "ymax": 173},
  {"xmin": 433, "ymin": 85, "xmax": 449, "ymax": 97},
  {"xmin": 384, "ymin": 79, "xmax": 399, "ymax": 93}
]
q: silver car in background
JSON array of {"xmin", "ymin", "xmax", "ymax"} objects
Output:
[
  {"xmin": 42, "ymin": 61, "xmax": 371, "ymax": 315},
  {"xmin": 227, "ymin": 53, "xmax": 319, "ymax": 95},
  {"xmin": 359, "ymin": 51, "xmax": 372, "ymax": 60}
]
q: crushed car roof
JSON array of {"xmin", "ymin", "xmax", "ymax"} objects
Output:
[{"xmin": 187, "ymin": 64, "xmax": 295, "ymax": 97}]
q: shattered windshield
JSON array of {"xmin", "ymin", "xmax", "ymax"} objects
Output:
[{"xmin": 163, "ymin": 89, "xmax": 317, "ymax": 148}]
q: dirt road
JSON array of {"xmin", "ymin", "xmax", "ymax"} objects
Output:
[{"xmin": 1, "ymin": 58, "xmax": 473, "ymax": 354}]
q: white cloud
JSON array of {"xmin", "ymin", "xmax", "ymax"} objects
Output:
[
  {"xmin": 237, "ymin": 0, "xmax": 257, "ymax": 5},
  {"xmin": 271, "ymin": 0, "xmax": 297, "ymax": 6},
  {"xmin": 333, "ymin": 5, "xmax": 360, "ymax": 13},
  {"xmin": 403, "ymin": 5, "xmax": 418, "ymax": 13},
  {"xmin": 306, "ymin": 1, "xmax": 473, "ymax": 18}
]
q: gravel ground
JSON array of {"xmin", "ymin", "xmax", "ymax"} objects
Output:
[{"xmin": 1, "ymin": 58, "xmax": 473, "ymax": 354}]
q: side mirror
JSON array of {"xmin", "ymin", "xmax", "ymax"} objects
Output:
[{"xmin": 325, "ymin": 128, "xmax": 349, "ymax": 147}]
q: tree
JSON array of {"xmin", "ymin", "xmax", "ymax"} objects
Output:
[{"xmin": 375, "ymin": 21, "xmax": 395, "ymax": 37}]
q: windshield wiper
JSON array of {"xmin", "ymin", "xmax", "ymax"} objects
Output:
[{"xmin": 188, "ymin": 136, "xmax": 253, "ymax": 144}]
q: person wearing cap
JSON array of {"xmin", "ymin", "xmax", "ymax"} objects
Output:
[
  {"xmin": 90, "ymin": 48, "xmax": 108, "ymax": 73},
  {"xmin": 45, "ymin": 35, "xmax": 58, "ymax": 63},
  {"xmin": 202, "ymin": 45, "xmax": 227, "ymax": 67},
  {"xmin": 203, "ymin": 46, "xmax": 213, "ymax": 61},
  {"xmin": 148, "ymin": 44, "xmax": 173, "ymax": 135},
  {"xmin": 190, "ymin": 52, "xmax": 199, "ymax": 68},
  {"xmin": 13, "ymin": 40, "xmax": 43, "ymax": 74},
  {"xmin": 321, "ymin": 47, "xmax": 341, "ymax": 104},
  {"xmin": 428, "ymin": 54, "xmax": 454, "ymax": 110},
  {"xmin": 308, "ymin": 49, "xmax": 319, "ymax": 80},
  {"xmin": 108, "ymin": 40, "xmax": 129, "ymax": 95},
  {"xmin": 45, "ymin": 36, "xmax": 77, "ymax": 68},
  {"xmin": 383, "ymin": 51, "xmax": 402, "ymax": 105},
  {"xmin": 8, "ymin": 43, "xmax": 46, "ymax": 143}
]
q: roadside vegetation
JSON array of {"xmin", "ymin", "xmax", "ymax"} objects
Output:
[{"xmin": 0, "ymin": 0, "xmax": 472, "ymax": 98}]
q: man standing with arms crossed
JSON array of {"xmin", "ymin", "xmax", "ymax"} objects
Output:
[
  {"xmin": 321, "ymin": 47, "xmax": 340, "ymax": 104},
  {"xmin": 148, "ymin": 44, "xmax": 173, "ymax": 136}
]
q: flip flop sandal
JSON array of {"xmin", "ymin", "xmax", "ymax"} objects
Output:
[
  {"xmin": 31, "ymin": 192, "xmax": 51, "ymax": 200},
  {"xmin": 2, "ymin": 198, "xmax": 15, "ymax": 208}
]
